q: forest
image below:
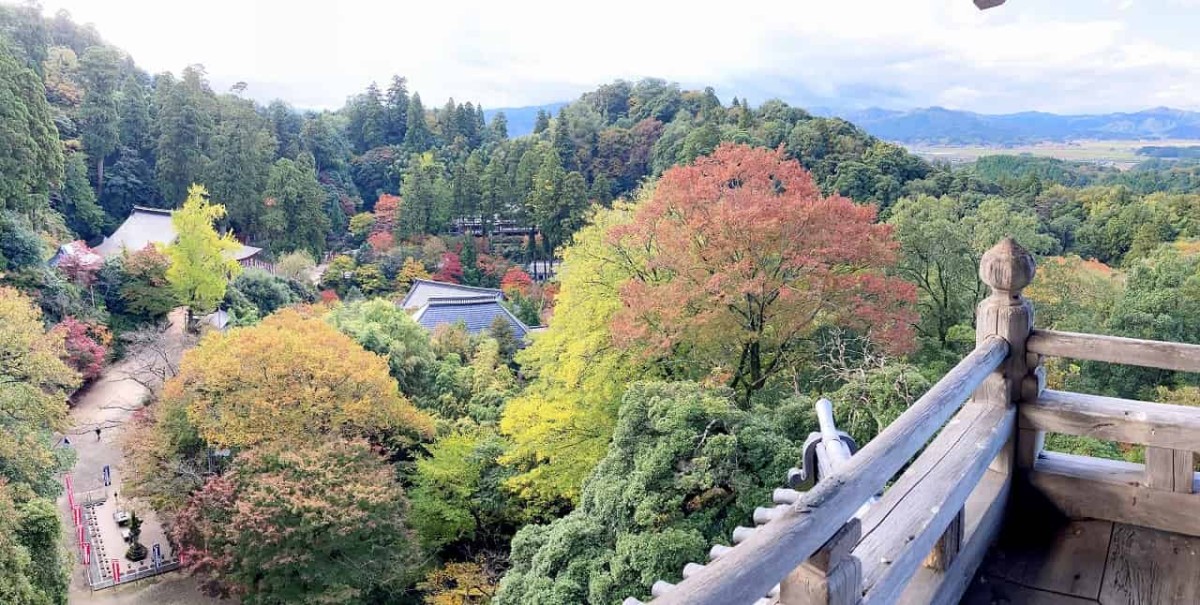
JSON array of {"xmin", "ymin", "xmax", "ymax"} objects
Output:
[{"xmin": 0, "ymin": 3, "xmax": 1199, "ymax": 605}]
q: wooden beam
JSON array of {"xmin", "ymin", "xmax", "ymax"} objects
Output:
[
  {"xmin": 897, "ymin": 468, "xmax": 1010, "ymax": 605},
  {"xmin": 857, "ymin": 405, "xmax": 1014, "ymax": 604},
  {"xmin": 1176, "ymin": 450, "xmax": 1196, "ymax": 494},
  {"xmin": 651, "ymin": 337, "xmax": 1009, "ymax": 605},
  {"xmin": 780, "ymin": 519, "xmax": 861, "ymax": 605},
  {"xmin": 1030, "ymin": 453, "xmax": 1200, "ymax": 537},
  {"xmin": 1146, "ymin": 447, "xmax": 1176, "ymax": 490},
  {"xmin": 1027, "ymin": 329, "xmax": 1200, "ymax": 373},
  {"xmin": 1020, "ymin": 390, "xmax": 1200, "ymax": 451}
]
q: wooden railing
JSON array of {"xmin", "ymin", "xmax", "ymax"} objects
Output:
[
  {"xmin": 1019, "ymin": 330, "xmax": 1200, "ymax": 537},
  {"xmin": 640, "ymin": 238, "xmax": 1200, "ymax": 605}
]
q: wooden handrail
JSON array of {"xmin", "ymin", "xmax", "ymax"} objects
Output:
[
  {"xmin": 1020, "ymin": 389, "xmax": 1200, "ymax": 451},
  {"xmin": 858, "ymin": 403, "xmax": 1014, "ymax": 604},
  {"xmin": 652, "ymin": 336, "xmax": 1009, "ymax": 605},
  {"xmin": 1027, "ymin": 330, "xmax": 1200, "ymax": 373}
]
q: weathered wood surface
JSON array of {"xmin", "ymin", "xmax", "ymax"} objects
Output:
[
  {"xmin": 896, "ymin": 468, "xmax": 1009, "ymax": 605},
  {"xmin": 960, "ymin": 576, "xmax": 1098, "ymax": 604},
  {"xmin": 982, "ymin": 519, "xmax": 1112, "ymax": 599},
  {"xmin": 1175, "ymin": 450, "xmax": 1196, "ymax": 494},
  {"xmin": 779, "ymin": 518, "xmax": 861, "ymax": 605},
  {"xmin": 1146, "ymin": 447, "xmax": 1177, "ymax": 490},
  {"xmin": 1030, "ymin": 454, "xmax": 1200, "ymax": 537},
  {"xmin": 1037, "ymin": 451, "xmax": 1143, "ymax": 485},
  {"xmin": 1027, "ymin": 329, "xmax": 1200, "ymax": 373},
  {"xmin": 1020, "ymin": 389, "xmax": 1200, "ymax": 451},
  {"xmin": 858, "ymin": 405, "xmax": 1013, "ymax": 604},
  {"xmin": 650, "ymin": 337, "xmax": 1008, "ymax": 605},
  {"xmin": 857, "ymin": 402, "xmax": 1000, "ymax": 591},
  {"xmin": 1099, "ymin": 523, "xmax": 1200, "ymax": 604}
]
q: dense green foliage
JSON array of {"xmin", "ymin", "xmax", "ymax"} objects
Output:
[
  {"xmin": 3, "ymin": 7, "xmax": 1200, "ymax": 605},
  {"xmin": 496, "ymin": 382, "xmax": 806, "ymax": 604}
]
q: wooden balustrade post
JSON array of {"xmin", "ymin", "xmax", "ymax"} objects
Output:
[
  {"xmin": 924, "ymin": 239, "xmax": 1040, "ymax": 571},
  {"xmin": 779, "ymin": 517, "xmax": 862, "ymax": 605}
]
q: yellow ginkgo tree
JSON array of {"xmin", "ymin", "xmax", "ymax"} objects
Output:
[{"xmin": 165, "ymin": 184, "xmax": 242, "ymax": 323}]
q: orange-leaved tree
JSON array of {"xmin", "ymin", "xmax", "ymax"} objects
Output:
[
  {"xmin": 610, "ymin": 144, "xmax": 916, "ymax": 403},
  {"xmin": 163, "ymin": 308, "xmax": 433, "ymax": 451}
]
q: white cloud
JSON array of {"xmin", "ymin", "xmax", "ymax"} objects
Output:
[{"xmin": 36, "ymin": 0, "xmax": 1200, "ymax": 113}]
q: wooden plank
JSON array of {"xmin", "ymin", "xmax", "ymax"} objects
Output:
[
  {"xmin": 1030, "ymin": 457, "xmax": 1200, "ymax": 537},
  {"xmin": 860, "ymin": 402, "xmax": 991, "ymax": 538},
  {"xmin": 857, "ymin": 405, "xmax": 1014, "ymax": 605},
  {"xmin": 1027, "ymin": 329, "xmax": 1200, "ymax": 373},
  {"xmin": 1021, "ymin": 390, "xmax": 1200, "ymax": 451},
  {"xmin": 1099, "ymin": 523, "xmax": 1200, "ymax": 604},
  {"xmin": 981, "ymin": 519, "xmax": 1112, "ymax": 599},
  {"xmin": 1176, "ymin": 450, "xmax": 1196, "ymax": 494},
  {"xmin": 897, "ymin": 467, "xmax": 1010, "ymax": 605},
  {"xmin": 651, "ymin": 337, "xmax": 1009, "ymax": 605},
  {"xmin": 1146, "ymin": 447, "xmax": 1177, "ymax": 490},
  {"xmin": 961, "ymin": 576, "xmax": 1099, "ymax": 605},
  {"xmin": 1037, "ymin": 451, "xmax": 1143, "ymax": 486}
]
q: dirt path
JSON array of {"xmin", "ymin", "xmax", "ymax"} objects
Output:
[{"xmin": 60, "ymin": 310, "xmax": 228, "ymax": 605}]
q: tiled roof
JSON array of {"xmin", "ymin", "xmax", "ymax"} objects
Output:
[
  {"xmin": 230, "ymin": 244, "xmax": 262, "ymax": 261},
  {"xmin": 94, "ymin": 206, "xmax": 259, "ymax": 261},
  {"xmin": 411, "ymin": 296, "xmax": 529, "ymax": 339},
  {"xmin": 400, "ymin": 279, "xmax": 504, "ymax": 309},
  {"xmin": 95, "ymin": 206, "xmax": 176, "ymax": 257}
]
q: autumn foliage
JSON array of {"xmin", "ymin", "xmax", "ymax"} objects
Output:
[
  {"xmin": 373, "ymin": 193, "xmax": 402, "ymax": 235},
  {"xmin": 54, "ymin": 317, "xmax": 110, "ymax": 381},
  {"xmin": 162, "ymin": 309, "xmax": 433, "ymax": 450},
  {"xmin": 499, "ymin": 267, "xmax": 534, "ymax": 297},
  {"xmin": 432, "ymin": 252, "xmax": 463, "ymax": 283},
  {"xmin": 56, "ymin": 242, "xmax": 103, "ymax": 286},
  {"xmin": 367, "ymin": 230, "xmax": 394, "ymax": 252},
  {"xmin": 610, "ymin": 144, "xmax": 916, "ymax": 400},
  {"xmin": 172, "ymin": 439, "xmax": 419, "ymax": 602}
]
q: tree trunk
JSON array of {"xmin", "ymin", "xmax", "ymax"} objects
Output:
[{"xmin": 97, "ymin": 156, "xmax": 106, "ymax": 197}]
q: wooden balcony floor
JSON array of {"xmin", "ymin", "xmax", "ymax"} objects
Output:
[{"xmin": 961, "ymin": 515, "xmax": 1200, "ymax": 604}]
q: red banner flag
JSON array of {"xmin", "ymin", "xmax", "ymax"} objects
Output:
[
  {"xmin": 112, "ymin": 560, "xmax": 120, "ymax": 582},
  {"xmin": 83, "ymin": 543, "xmax": 90, "ymax": 565}
]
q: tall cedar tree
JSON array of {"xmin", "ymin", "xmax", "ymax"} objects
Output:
[
  {"xmin": 610, "ymin": 144, "xmax": 917, "ymax": 403},
  {"xmin": 0, "ymin": 39, "xmax": 63, "ymax": 211},
  {"xmin": 78, "ymin": 46, "xmax": 122, "ymax": 194}
]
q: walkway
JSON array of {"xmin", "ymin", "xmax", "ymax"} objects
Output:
[{"xmin": 59, "ymin": 310, "xmax": 226, "ymax": 604}]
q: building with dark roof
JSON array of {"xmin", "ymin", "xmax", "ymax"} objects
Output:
[
  {"xmin": 410, "ymin": 295, "xmax": 531, "ymax": 339},
  {"xmin": 399, "ymin": 278, "xmax": 504, "ymax": 310}
]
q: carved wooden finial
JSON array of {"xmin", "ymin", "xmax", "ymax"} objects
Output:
[{"xmin": 979, "ymin": 237, "xmax": 1035, "ymax": 298}]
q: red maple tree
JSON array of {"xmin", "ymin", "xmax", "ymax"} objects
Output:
[
  {"xmin": 366, "ymin": 231, "xmax": 394, "ymax": 252},
  {"xmin": 54, "ymin": 317, "xmax": 110, "ymax": 381},
  {"xmin": 372, "ymin": 194, "xmax": 402, "ymax": 235},
  {"xmin": 499, "ymin": 267, "xmax": 534, "ymax": 297},
  {"xmin": 57, "ymin": 242, "xmax": 103, "ymax": 286},
  {"xmin": 432, "ymin": 252, "xmax": 463, "ymax": 284},
  {"xmin": 609, "ymin": 143, "xmax": 916, "ymax": 402}
]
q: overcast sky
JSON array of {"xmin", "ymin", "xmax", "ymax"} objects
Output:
[{"xmin": 35, "ymin": 0, "xmax": 1200, "ymax": 114}]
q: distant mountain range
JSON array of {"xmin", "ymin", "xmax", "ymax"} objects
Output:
[
  {"xmin": 484, "ymin": 102, "xmax": 568, "ymax": 138},
  {"xmin": 487, "ymin": 99, "xmax": 1200, "ymax": 145},
  {"xmin": 814, "ymin": 106, "xmax": 1200, "ymax": 145}
]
